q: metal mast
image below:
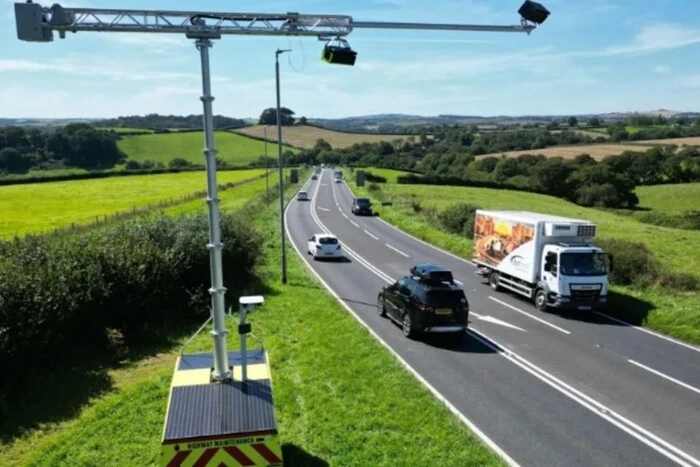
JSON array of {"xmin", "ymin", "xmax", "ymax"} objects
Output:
[{"xmin": 15, "ymin": 1, "xmax": 548, "ymax": 383}]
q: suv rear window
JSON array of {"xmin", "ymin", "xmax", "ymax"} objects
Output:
[
  {"xmin": 356, "ymin": 198, "xmax": 370, "ymax": 205},
  {"xmin": 319, "ymin": 237, "xmax": 338, "ymax": 245},
  {"xmin": 426, "ymin": 290, "xmax": 467, "ymax": 307}
]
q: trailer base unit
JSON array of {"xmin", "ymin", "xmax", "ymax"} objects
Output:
[
  {"xmin": 472, "ymin": 210, "xmax": 611, "ymax": 312},
  {"xmin": 160, "ymin": 349, "xmax": 283, "ymax": 467}
]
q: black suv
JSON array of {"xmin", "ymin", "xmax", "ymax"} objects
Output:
[
  {"xmin": 351, "ymin": 197, "xmax": 373, "ymax": 216},
  {"xmin": 377, "ymin": 264, "xmax": 469, "ymax": 339}
]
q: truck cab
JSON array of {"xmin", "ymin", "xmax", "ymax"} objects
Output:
[{"xmin": 538, "ymin": 244, "xmax": 609, "ymax": 311}]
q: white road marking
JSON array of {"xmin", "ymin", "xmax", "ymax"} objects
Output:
[
  {"xmin": 628, "ymin": 360, "xmax": 700, "ymax": 396},
  {"xmin": 293, "ymin": 174, "xmax": 699, "ymax": 467},
  {"xmin": 285, "ymin": 176, "xmax": 520, "ymax": 467},
  {"xmin": 595, "ymin": 312, "xmax": 700, "ymax": 354},
  {"xmin": 385, "ymin": 243, "xmax": 410, "ymax": 258},
  {"xmin": 471, "ymin": 313, "xmax": 527, "ymax": 332},
  {"xmin": 364, "ymin": 229, "xmax": 379, "ymax": 240},
  {"xmin": 350, "ymin": 175, "xmax": 697, "ymax": 353},
  {"xmin": 488, "ymin": 296, "xmax": 571, "ymax": 335},
  {"xmin": 317, "ymin": 207, "xmax": 330, "ymax": 212},
  {"xmin": 350, "ymin": 220, "xmax": 360, "ymax": 228},
  {"xmin": 468, "ymin": 328, "xmax": 700, "ymax": 467},
  {"xmin": 321, "ymin": 183, "xmax": 328, "ymax": 186},
  {"xmin": 454, "ymin": 279, "xmax": 464, "ymax": 285},
  {"xmin": 342, "ymin": 213, "xmax": 348, "ymax": 219}
]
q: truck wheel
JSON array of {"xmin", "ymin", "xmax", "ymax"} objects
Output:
[
  {"xmin": 377, "ymin": 295, "xmax": 387, "ymax": 317},
  {"xmin": 489, "ymin": 272, "xmax": 501, "ymax": 291},
  {"xmin": 402, "ymin": 312, "xmax": 416, "ymax": 339},
  {"xmin": 535, "ymin": 289, "xmax": 548, "ymax": 311}
]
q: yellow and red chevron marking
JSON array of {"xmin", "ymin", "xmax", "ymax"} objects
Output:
[{"xmin": 162, "ymin": 436, "xmax": 282, "ymax": 467}]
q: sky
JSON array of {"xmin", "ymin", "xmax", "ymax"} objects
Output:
[{"xmin": 1, "ymin": 0, "xmax": 700, "ymax": 119}]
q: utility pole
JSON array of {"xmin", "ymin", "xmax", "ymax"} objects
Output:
[
  {"xmin": 264, "ymin": 124, "xmax": 269, "ymax": 204},
  {"xmin": 276, "ymin": 48, "xmax": 291, "ymax": 285}
]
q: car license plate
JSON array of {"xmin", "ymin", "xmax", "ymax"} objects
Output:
[
  {"xmin": 325, "ymin": 252, "xmax": 333, "ymax": 255},
  {"xmin": 578, "ymin": 306, "xmax": 592, "ymax": 311},
  {"xmin": 435, "ymin": 308, "xmax": 452, "ymax": 315}
]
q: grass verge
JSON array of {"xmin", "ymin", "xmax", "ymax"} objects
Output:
[
  {"xmin": 1, "ymin": 174, "xmax": 501, "ymax": 466},
  {"xmin": 349, "ymin": 182, "xmax": 700, "ymax": 345}
]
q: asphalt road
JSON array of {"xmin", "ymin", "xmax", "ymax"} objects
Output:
[{"xmin": 285, "ymin": 169, "xmax": 700, "ymax": 467}]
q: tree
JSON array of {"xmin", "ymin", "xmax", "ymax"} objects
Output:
[
  {"xmin": 258, "ymin": 107, "xmax": 295, "ymax": 126},
  {"xmin": 531, "ymin": 157, "xmax": 574, "ymax": 198},
  {"xmin": 587, "ymin": 117, "xmax": 601, "ymax": 127},
  {"xmin": 298, "ymin": 116, "xmax": 308, "ymax": 125},
  {"xmin": 0, "ymin": 147, "xmax": 32, "ymax": 174},
  {"xmin": 567, "ymin": 116, "xmax": 578, "ymax": 128}
]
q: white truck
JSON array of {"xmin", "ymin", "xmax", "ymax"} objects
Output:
[{"xmin": 473, "ymin": 210, "xmax": 612, "ymax": 312}]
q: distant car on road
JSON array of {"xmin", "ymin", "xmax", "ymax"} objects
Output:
[
  {"xmin": 377, "ymin": 263, "xmax": 469, "ymax": 340},
  {"xmin": 334, "ymin": 176, "xmax": 342, "ymax": 183},
  {"xmin": 351, "ymin": 197, "xmax": 372, "ymax": 215},
  {"xmin": 297, "ymin": 191, "xmax": 310, "ymax": 201},
  {"xmin": 311, "ymin": 174, "xmax": 318, "ymax": 180},
  {"xmin": 307, "ymin": 233, "xmax": 343, "ymax": 260}
]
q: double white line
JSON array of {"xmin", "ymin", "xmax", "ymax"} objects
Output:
[
  {"xmin": 305, "ymin": 173, "xmax": 700, "ymax": 467},
  {"xmin": 309, "ymin": 175, "xmax": 394, "ymax": 285}
]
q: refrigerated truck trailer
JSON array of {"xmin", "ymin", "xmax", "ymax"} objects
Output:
[{"xmin": 473, "ymin": 210, "xmax": 611, "ymax": 312}]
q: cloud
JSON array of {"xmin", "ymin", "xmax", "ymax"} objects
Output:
[
  {"xmin": 654, "ymin": 65, "xmax": 670, "ymax": 74},
  {"xmin": 0, "ymin": 57, "xmax": 231, "ymax": 83},
  {"xmin": 599, "ymin": 23, "xmax": 700, "ymax": 56}
]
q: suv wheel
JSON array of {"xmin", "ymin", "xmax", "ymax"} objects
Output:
[
  {"xmin": 402, "ymin": 312, "xmax": 416, "ymax": 339},
  {"xmin": 377, "ymin": 295, "xmax": 386, "ymax": 317}
]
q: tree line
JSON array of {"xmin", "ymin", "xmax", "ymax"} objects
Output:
[
  {"xmin": 95, "ymin": 113, "xmax": 247, "ymax": 130},
  {"xmin": 0, "ymin": 124, "xmax": 123, "ymax": 174},
  {"xmin": 297, "ymin": 127, "xmax": 700, "ymax": 208}
]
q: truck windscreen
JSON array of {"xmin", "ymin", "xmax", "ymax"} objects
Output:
[{"xmin": 560, "ymin": 253, "xmax": 606, "ymax": 276}]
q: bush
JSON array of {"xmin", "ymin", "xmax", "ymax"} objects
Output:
[
  {"xmin": 594, "ymin": 238, "xmax": 658, "ymax": 286},
  {"xmin": 368, "ymin": 182, "xmax": 381, "ymax": 191},
  {"xmin": 169, "ymin": 157, "xmax": 192, "ymax": 169},
  {"xmin": 0, "ymin": 212, "xmax": 261, "ymax": 395},
  {"xmin": 124, "ymin": 160, "xmax": 142, "ymax": 170},
  {"xmin": 365, "ymin": 171, "xmax": 387, "ymax": 183},
  {"xmin": 637, "ymin": 210, "xmax": 700, "ymax": 231},
  {"xmin": 437, "ymin": 203, "xmax": 481, "ymax": 236}
]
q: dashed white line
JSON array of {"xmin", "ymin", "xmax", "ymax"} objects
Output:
[
  {"xmin": 364, "ymin": 229, "xmax": 379, "ymax": 240},
  {"xmin": 385, "ymin": 243, "xmax": 410, "ymax": 258},
  {"xmin": 488, "ymin": 296, "xmax": 571, "ymax": 335},
  {"xmin": 350, "ymin": 220, "xmax": 360, "ymax": 228},
  {"xmin": 317, "ymin": 207, "xmax": 330, "ymax": 212},
  {"xmin": 454, "ymin": 279, "xmax": 464, "ymax": 285},
  {"xmin": 628, "ymin": 360, "xmax": 700, "ymax": 396},
  {"xmin": 595, "ymin": 312, "xmax": 700, "ymax": 354},
  {"xmin": 342, "ymin": 213, "xmax": 349, "ymax": 219}
]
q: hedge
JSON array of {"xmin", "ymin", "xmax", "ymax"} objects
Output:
[{"xmin": 0, "ymin": 211, "xmax": 262, "ymax": 396}]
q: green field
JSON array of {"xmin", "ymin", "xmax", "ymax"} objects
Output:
[
  {"xmin": 0, "ymin": 169, "xmax": 264, "ymax": 238},
  {"xmin": 117, "ymin": 131, "xmax": 298, "ymax": 166},
  {"xmin": 635, "ymin": 183, "xmax": 700, "ymax": 213},
  {"xmin": 349, "ymin": 181, "xmax": 700, "ymax": 343},
  {"xmin": 1, "ymin": 180, "xmax": 500, "ymax": 467},
  {"xmin": 359, "ymin": 166, "xmax": 412, "ymax": 183}
]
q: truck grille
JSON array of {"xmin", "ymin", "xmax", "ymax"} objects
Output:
[{"xmin": 572, "ymin": 289, "xmax": 599, "ymax": 305}]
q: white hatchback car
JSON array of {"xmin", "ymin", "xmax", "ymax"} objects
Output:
[
  {"xmin": 307, "ymin": 233, "xmax": 343, "ymax": 260},
  {"xmin": 297, "ymin": 191, "xmax": 309, "ymax": 201}
]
